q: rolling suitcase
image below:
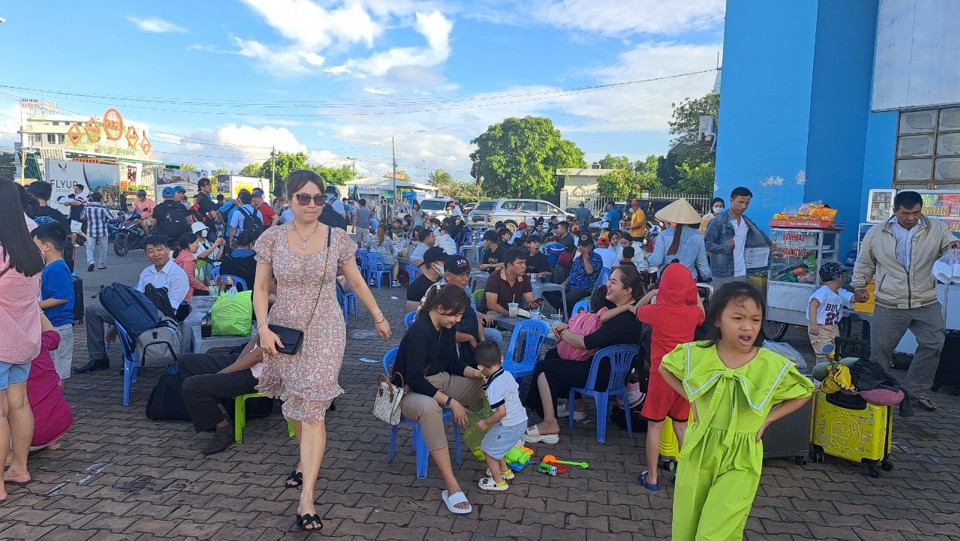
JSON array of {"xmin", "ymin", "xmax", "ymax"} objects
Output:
[
  {"xmin": 809, "ymin": 390, "xmax": 893, "ymax": 477},
  {"xmin": 72, "ymin": 274, "xmax": 84, "ymax": 323},
  {"xmin": 761, "ymin": 398, "xmax": 812, "ymax": 464},
  {"xmin": 932, "ymin": 331, "xmax": 960, "ymax": 395}
]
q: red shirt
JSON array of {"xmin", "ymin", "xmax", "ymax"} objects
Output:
[
  {"xmin": 28, "ymin": 331, "xmax": 74, "ymax": 447},
  {"xmin": 256, "ymin": 203, "xmax": 275, "ymax": 225},
  {"xmin": 635, "ymin": 264, "xmax": 704, "ymax": 368}
]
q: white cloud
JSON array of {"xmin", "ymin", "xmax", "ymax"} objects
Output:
[
  {"xmin": 231, "ymin": 36, "xmax": 327, "ymax": 74},
  {"xmin": 126, "ymin": 17, "xmax": 187, "ymax": 33},
  {"xmin": 531, "ymin": 0, "xmax": 724, "ymax": 36},
  {"xmin": 329, "ymin": 11, "xmax": 452, "ymax": 77},
  {"xmin": 239, "ymin": 0, "xmax": 381, "ymax": 50}
]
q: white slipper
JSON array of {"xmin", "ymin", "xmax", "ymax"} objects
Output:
[
  {"xmin": 521, "ymin": 425, "xmax": 559, "ymax": 444},
  {"xmin": 485, "ymin": 467, "xmax": 515, "ymax": 480},
  {"xmin": 441, "ymin": 490, "xmax": 473, "ymax": 514},
  {"xmin": 477, "ymin": 477, "xmax": 509, "ymax": 492}
]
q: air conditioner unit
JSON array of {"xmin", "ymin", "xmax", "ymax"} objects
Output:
[{"xmin": 698, "ymin": 116, "xmax": 716, "ymax": 144}]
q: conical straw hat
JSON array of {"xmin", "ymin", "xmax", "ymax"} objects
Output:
[{"xmin": 655, "ymin": 198, "xmax": 702, "ymax": 225}]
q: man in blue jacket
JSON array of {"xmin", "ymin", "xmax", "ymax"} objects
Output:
[{"xmin": 703, "ymin": 186, "xmax": 770, "ymax": 289}]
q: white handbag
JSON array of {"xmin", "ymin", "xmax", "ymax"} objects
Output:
[{"xmin": 373, "ymin": 373, "xmax": 406, "ymax": 426}]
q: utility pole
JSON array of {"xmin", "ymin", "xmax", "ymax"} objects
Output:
[{"xmin": 391, "ymin": 136, "xmax": 398, "ymax": 206}]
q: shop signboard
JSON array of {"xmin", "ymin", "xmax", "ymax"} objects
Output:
[
  {"xmin": 62, "ymin": 108, "xmax": 156, "ymax": 161},
  {"xmin": 156, "ymin": 169, "xmax": 203, "ymax": 202},
  {"xmin": 43, "ymin": 158, "xmax": 122, "ymax": 210},
  {"xmin": 917, "ymin": 190, "xmax": 960, "ymax": 231}
]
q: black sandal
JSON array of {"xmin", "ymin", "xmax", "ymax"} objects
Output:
[
  {"xmin": 294, "ymin": 513, "xmax": 323, "ymax": 532},
  {"xmin": 285, "ymin": 470, "xmax": 303, "ymax": 488}
]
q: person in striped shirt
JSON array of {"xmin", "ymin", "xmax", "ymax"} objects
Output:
[{"xmin": 80, "ymin": 192, "xmax": 113, "ymax": 272}]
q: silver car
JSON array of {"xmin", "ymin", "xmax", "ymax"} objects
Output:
[{"xmin": 468, "ymin": 198, "xmax": 574, "ymax": 231}]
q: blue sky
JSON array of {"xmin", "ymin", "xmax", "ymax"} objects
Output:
[{"xmin": 0, "ymin": 0, "xmax": 724, "ymax": 180}]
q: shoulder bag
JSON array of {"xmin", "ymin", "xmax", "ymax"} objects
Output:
[
  {"xmin": 374, "ymin": 372, "xmax": 406, "ymax": 426},
  {"xmin": 263, "ymin": 226, "xmax": 332, "ymax": 355}
]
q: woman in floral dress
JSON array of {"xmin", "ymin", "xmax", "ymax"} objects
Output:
[{"xmin": 254, "ymin": 170, "xmax": 391, "ymax": 532}]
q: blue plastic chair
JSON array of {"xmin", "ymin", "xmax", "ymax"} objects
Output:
[
  {"xmin": 501, "ymin": 319, "xmax": 550, "ymax": 386},
  {"xmin": 595, "ymin": 267, "xmax": 612, "ymax": 289},
  {"xmin": 571, "ymin": 299, "xmax": 591, "ymax": 315},
  {"xmin": 341, "ymin": 291, "xmax": 358, "ymax": 323},
  {"xmin": 404, "ymin": 264, "xmax": 422, "ymax": 283},
  {"xmin": 355, "ymin": 249, "xmax": 370, "ymax": 274},
  {"xmin": 403, "ymin": 311, "xmax": 417, "ymax": 329},
  {"xmin": 568, "ymin": 344, "xmax": 640, "ymax": 443},
  {"xmin": 382, "ymin": 348, "xmax": 461, "ymax": 479},
  {"xmin": 115, "ymin": 322, "xmax": 178, "ymax": 406},
  {"xmin": 365, "ymin": 252, "xmax": 392, "ymax": 288},
  {"xmin": 219, "ymin": 274, "xmax": 248, "ymax": 292}
]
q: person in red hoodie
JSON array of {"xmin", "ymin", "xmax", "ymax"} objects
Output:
[{"xmin": 602, "ymin": 262, "xmax": 704, "ymax": 491}]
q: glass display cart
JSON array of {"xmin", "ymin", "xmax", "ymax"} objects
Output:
[{"xmin": 764, "ymin": 226, "xmax": 842, "ymax": 340}]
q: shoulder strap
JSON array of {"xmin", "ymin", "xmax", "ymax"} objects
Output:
[{"xmin": 0, "ymin": 265, "xmax": 11, "ymax": 280}]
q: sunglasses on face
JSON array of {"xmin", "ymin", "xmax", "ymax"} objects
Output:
[{"xmin": 293, "ymin": 193, "xmax": 326, "ymax": 206}]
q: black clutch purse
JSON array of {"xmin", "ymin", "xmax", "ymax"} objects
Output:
[{"xmin": 266, "ymin": 324, "xmax": 304, "ymax": 355}]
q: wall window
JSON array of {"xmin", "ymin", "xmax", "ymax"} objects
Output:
[
  {"xmin": 46, "ymin": 133, "xmax": 57, "ymax": 144},
  {"xmin": 895, "ymin": 107, "xmax": 960, "ymax": 187}
]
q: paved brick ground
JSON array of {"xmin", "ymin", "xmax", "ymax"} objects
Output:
[{"xmin": 2, "ymin": 246, "xmax": 960, "ymax": 540}]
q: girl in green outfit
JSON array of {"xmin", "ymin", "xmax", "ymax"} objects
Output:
[{"xmin": 659, "ymin": 282, "xmax": 813, "ymax": 541}]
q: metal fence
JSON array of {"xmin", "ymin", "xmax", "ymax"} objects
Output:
[{"xmin": 565, "ymin": 192, "xmax": 714, "ymax": 216}]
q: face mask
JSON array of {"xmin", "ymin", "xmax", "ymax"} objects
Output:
[
  {"xmin": 713, "ymin": 206, "xmax": 724, "ymax": 214},
  {"xmin": 434, "ymin": 265, "xmax": 445, "ymax": 274}
]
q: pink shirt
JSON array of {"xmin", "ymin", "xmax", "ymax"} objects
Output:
[
  {"xmin": 28, "ymin": 331, "xmax": 74, "ymax": 446},
  {"xmin": 0, "ymin": 245, "xmax": 42, "ymax": 364}
]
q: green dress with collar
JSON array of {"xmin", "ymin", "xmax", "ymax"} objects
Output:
[{"xmin": 661, "ymin": 342, "xmax": 814, "ymax": 541}]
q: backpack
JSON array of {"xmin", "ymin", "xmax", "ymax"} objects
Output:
[
  {"xmin": 163, "ymin": 201, "xmax": 191, "ymax": 235},
  {"xmin": 238, "ymin": 206, "xmax": 265, "ymax": 239},
  {"xmin": 320, "ymin": 204, "xmax": 348, "ymax": 231},
  {"xmin": 135, "ymin": 316, "xmax": 182, "ymax": 367},
  {"xmin": 99, "ymin": 282, "xmax": 160, "ymax": 339},
  {"xmin": 143, "ymin": 284, "xmax": 176, "ymax": 319}
]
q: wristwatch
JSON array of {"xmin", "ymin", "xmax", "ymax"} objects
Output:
[{"xmin": 445, "ymin": 396, "xmax": 453, "ymax": 408}]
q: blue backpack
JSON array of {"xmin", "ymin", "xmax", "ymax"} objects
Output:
[{"xmin": 99, "ymin": 282, "xmax": 160, "ymax": 339}]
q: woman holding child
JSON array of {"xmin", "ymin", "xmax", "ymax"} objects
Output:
[
  {"xmin": 522, "ymin": 265, "xmax": 646, "ymax": 444},
  {"xmin": 393, "ymin": 284, "xmax": 487, "ymax": 515}
]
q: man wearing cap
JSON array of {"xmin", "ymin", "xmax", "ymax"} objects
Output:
[
  {"xmin": 173, "ymin": 185, "xmax": 190, "ymax": 209},
  {"xmin": 228, "ymin": 190, "xmax": 263, "ymax": 249},
  {"xmin": 155, "ymin": 186, "xmax": 192, "ymax": 240},
  {"xmin": 704, "ymin": 186, "xmax": 770, "ymax": 289},
  {"xmin": 441, "ymin": 254, "xmax": 484, "ymax": 365},
  {"xmin": 132, "ymin": 188, "xmax": 156, "ymax": 237},
  {"xmin": 574, "ymin": 201, "xmax": 592, "ymax": 229},
  {"xmin": 325, "ymin": 185, "xmax": 346, "ymax": 217},
  {"xmin": 195, "ymin": 178, "xmax": 222, "ymax": 239},
  {"xmin": 406, "ymin": 247, "xmax": 445, "ymax": 312},
  {"xmin": 479, "ymin": 230, "xmax": 506, "ymax": 273},
  {"xmin": 250, "ymin": 188, "xmax": 277, "ymax": 227},
  {"xmin": 509, "ymin": 222, "xmax": 530, "ymax": 245},
  {"xmin": 546, "ymin": 234, "xmax": 603, "ymax": 315},
  {"xmin": 484, "ymin": 248, "xmax": 543, "ymax": 315},
  {"xmin": 648, "ymin": 198, "xmax": 711, "ymax": 280},
  {"xmin": 594, "ymin": 236, "xmax": 618, "ymax": 270}
]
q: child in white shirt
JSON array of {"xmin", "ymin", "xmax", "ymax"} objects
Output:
[
  {"xmin": 474, "ymin": 341, "xmax": 528, "ymax": 492},
  {"xmin": 807, "ymin": 262, "xmax": 854, "ymax": 361},
  {"xmin": 434, "ymin": 225, "xmax": 458, "ymax": 255}
]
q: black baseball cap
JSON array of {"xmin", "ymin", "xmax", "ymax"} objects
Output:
[
  {"xmin": 422, "ymin": 247, "xmax": 446, "ymax": 266},
  {"xmin": 197, "ymin": 177, "xmax": 211, "ymax": 188},
  {"xmin": 578, "ymin": 233, "xmax": 595, "ymax": 247},
  {"xmin": 445, "ymin": 254, "xmax": 470, "ymax": 275}
]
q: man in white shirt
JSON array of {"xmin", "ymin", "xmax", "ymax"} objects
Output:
[
  {"xmin": 77, "ymin": 235, "xmax": 190, "ymax": 373},
  {"xmin": 594, "ymin": 237, "xmax": 618, "ymax": 270}
]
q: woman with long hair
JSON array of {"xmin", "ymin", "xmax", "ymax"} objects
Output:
[
  {"xmin": 0, "ymin": 180, "xmax": 45, "ymax": 500},
  {"xmin": 172, "ymin": 232, "xmax": 209, "ymax": 302},
  {"xmin": 253, "ymin": 170, "xmax": 391, "ymax": 532},
  {"xmin": 364, "ymin": 223, "xmax": 401, "ymax": 287},
  {"xmin": 393, "ymin": 283, "xmax": 486, "ymax": 514},
  {"xmin": 522, "ymin": 265, "xmax": 646, "ymax": 444}
]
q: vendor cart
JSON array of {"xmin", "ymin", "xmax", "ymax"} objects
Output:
[{"xmin": 763, "ymin": 222, "xmax": 842, "ymax": 340}]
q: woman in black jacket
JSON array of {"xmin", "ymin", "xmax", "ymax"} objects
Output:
[{"xmin": 393, "ymin": 284, "xmax": 486, "ymax": 514}]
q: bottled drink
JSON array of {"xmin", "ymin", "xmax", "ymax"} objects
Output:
[{"xmin": 200, "ymin": 312, "xmax": 213, "ymax": 338}]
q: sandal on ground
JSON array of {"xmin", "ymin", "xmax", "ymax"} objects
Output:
[
  {"xmin": 293, "ymin": 513, "xmax": 323, "ymax": 532},
  {"xmin": 521, "ymin": 425, "xmax": 559, "ymax": 444},
  {"xmin": 285, "ymin": 470, "xmax": 303, "ymax": 488},
  {"xmin": 477, "ymin": 477, "xmax": 509, "ymax": 492},
  {"xmin": 638, "ymin": 470, "xmax": 661, "ymax": 492},
  {"xmin": 912, "ymin": 396, "xmax": 937, "ymax": 411},
  {"xmin": 485, "ymin": 467, "xmax": 515, "ymax": 480},
  {"xmin": 441, "ymin": 490, "xmax": 473, "ymax": 514}
]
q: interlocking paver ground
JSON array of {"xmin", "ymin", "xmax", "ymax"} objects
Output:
[{"xmin": 2, "ymin": 245, "xmax": 960, "ymax": 540}]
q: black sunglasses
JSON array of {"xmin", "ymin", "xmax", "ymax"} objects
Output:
[{"xmin": 293, "ymin": 193, "xmax": 325, "ymax": 206}]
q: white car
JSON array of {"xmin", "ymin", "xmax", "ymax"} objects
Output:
[
  {"xmin": 418, "ymin": 198, "xmax": 459, "ymax": 220},
  {"xmin": 468, "ymin": 199, "xmax": 573, "ymax": 231}
]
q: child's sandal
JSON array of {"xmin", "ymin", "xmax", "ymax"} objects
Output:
[
  {"xmin": 485, "ymin": 467, "xmax": 515, "ymax": 481},
  {"xmin": 477, "ymin": 477, "xmax": 509, "ymax": 492}
]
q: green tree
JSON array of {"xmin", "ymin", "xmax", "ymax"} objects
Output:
[
  {"xmin": 257, "ymin": 151, "xmax": 309, "ymax": 183},
  {"xmin": 239, "ymin": 162, "xmax": 260, "ymax": 176},
  {"xmin": 668, "ymin": 91, "xmax": 720, "ymax": 145},
  {"xmin": 676, "ymin": 161, "xmax": 716, "ymax": 195},
  {"xmin": 428, "ymin": 169, "xmax": 458, "ymax": 197},
  {"xmin": 306, "ymin": 163, "xmax": 353, "ymax": 185},
  {"xmin": 597, "ymin": 171, "xmax": 635, "ymax": 200},
  {"xmin": 470, "ymin": 116, "xmax": 585, "ymax": 200},
  {"xmin": 598, "ymin": 154, "xmax": 631, "ymax": 170},
  {"xmin": 180, "ymin": 164, "xmax": 197, "ymax": 171}
]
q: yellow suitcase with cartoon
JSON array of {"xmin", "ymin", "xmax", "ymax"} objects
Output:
[{"xmin": 809, "ymin": 389, "xmax": 893, "ymax": 477}]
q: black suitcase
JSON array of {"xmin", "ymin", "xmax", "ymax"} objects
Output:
[
  {"xmin": 72, "ymin": 275, "xmax": 84, "ymax": 323},
  {"xmin": 932, "ymin": 331, "xmax": 960, "ymax": 395},
  {"xmin": 761, "ymin": 390, "xmax": 813, "ymax": 464}
]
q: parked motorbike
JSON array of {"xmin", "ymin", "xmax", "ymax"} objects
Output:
[{"xmin": 113, "ymin": 212, "xmax": 149, "ymax": 257}]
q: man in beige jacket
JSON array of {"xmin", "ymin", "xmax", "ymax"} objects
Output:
[{"xmin": 852, "ymin": 190, "xmax": 960, "ymax": 412}]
